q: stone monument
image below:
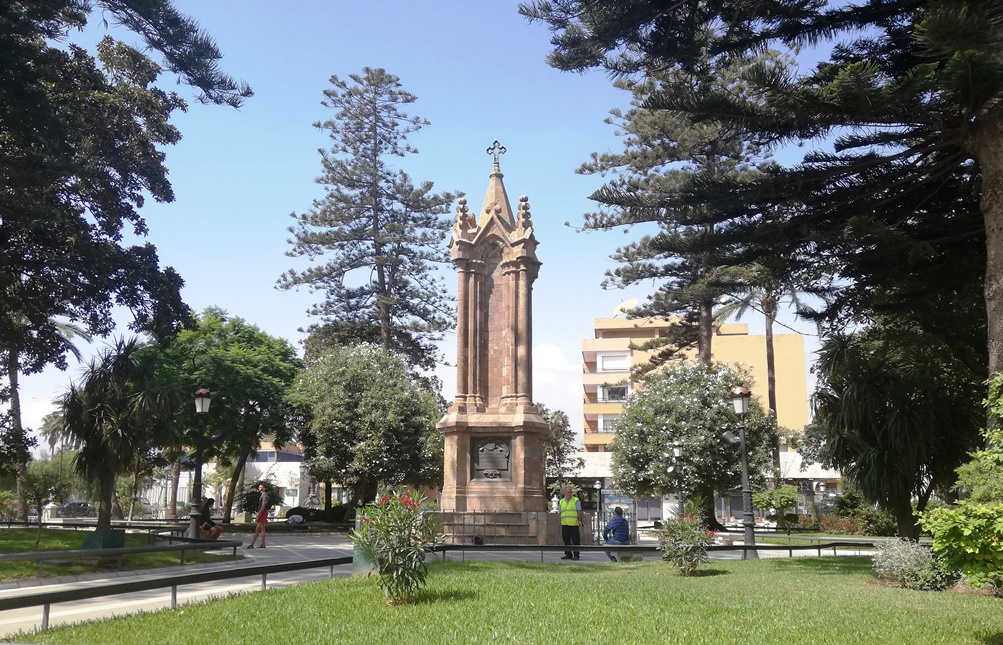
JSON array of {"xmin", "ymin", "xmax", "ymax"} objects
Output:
[{"xmin": 437, "ymin": 141, "xmax": 550, "ymax": 516}]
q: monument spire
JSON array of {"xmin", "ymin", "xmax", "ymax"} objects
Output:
[{"xmin": 479, "ymin": 139, "xmax": 516, "ymax": 228}]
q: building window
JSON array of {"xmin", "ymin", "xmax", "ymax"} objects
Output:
[
  {"xmin": 601, "ymin": 418, "xmax": 617, "ymax": 432},
  {"xmin": 600, "ymin": 385, "xmax": 628, "ymax": 402},
  {"xmin": 599, "ymin": 353, "xmax": 629, "ymax": 372}
]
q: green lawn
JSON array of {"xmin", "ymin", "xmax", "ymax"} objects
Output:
[
  {"xmin": 20, "ymin": 557, "xmax": 1003, "ymax": 645},
  {"xmin": 0, "ymin": 528, "xmax": 236, "ymax": 582}
]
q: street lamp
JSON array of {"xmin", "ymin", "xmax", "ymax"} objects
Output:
[
  {"xmin": 730, "ymin": 386, "xmax": 758, "ymax": 560},
  {"xmin": 672, "ymin": 441, "xmax": 684, "ymax": 515},
  {"xmin": 816, "ymin": 481, "xmax": 827, "ymax": 518},
  {"xmin": 189, "ymin": 388, "xmax": 212, "ymax": 539}
]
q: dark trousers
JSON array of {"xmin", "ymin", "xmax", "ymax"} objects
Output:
[{"xmin": 562, "ymin": 524, "xmax": 581, "ymax": 558}]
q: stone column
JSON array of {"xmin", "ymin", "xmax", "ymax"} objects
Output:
[
  {"xmin": 455, "ymin": 262, "xmax": 469, "ymax": 407},
  {"xmin": 516, "ymin": 263, "xmax": 532, "ymax": 404}
]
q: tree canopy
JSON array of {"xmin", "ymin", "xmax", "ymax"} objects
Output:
[
  {"xmin": 537, "ymin": 403, "xmax": 584, "ymax": 495},
  {"xmin": 295, "ymin": 343, "xmax": 443, "ymax": 505},
  {"xmin": 279, "ymin": 67, "xmax": 456, "ymax": 371},
  {"xmin": 609, "ymin": 362, "xmax": 777, "ymax": 529},
  {"xmin": 520, "ymin": 0, "xmax": 993, "ymax": 377}
]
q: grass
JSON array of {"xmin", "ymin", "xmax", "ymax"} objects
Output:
[
  {"xmin": 18, "ymin": 557, "xmax": 1003, "ymax": 645},
  {"xmin": 0, "ymin": 528, "xmax": 236, "ymax": 582}
]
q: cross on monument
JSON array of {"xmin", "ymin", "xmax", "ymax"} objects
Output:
[{"xmin": 486, "ymin": 139, "xmax": 507, "ymax": 168}]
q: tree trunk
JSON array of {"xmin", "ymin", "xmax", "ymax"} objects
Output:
[
  {"xmin": 97, "ymin": 471, "xmax": 115, "ymax": 530},
  {"xmin": 894, "ymin": 499, "xmax": 919, "ymax": 540},
  {"xmin": 166, "ymin": 459, "xmax": 181, "ymax": 519},
  {"xmin": 698, "ymin": 297, "xmax": 713, "ymax": 366},
  {"xmin": 6, "ymin": 351, "xmax": 29, "ymax": 522},
  {"xmin": 324, "ymin": 479, "xmax": 332, "ymax": 511},
  {"xmin": 222, "ymin": 454, "xmax": 247, "ymax": 525},
  {"xmin": 763, "ymin": 292, "xmax": 782, "ymax": 476},
  {"xmin": 975, "ymin": 113, "xmax": 1003, "ymax": 425},
  {"xmin": 698, "ymin": 490, "xmax": 726, "ymax": 532}
]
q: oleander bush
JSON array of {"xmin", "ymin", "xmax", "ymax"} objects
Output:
[
  {"xmin": 350, "ymin": 489, "xmax": 439, "ymax": 605},
  {"xmin": 872, "ymin": 538, "xmax": 958, "ymax": 592},
  {"xmin": 656, "ymin": 512, "xmax": 716, "ymax": 576}
]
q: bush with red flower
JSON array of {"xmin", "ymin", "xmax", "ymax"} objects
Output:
[
  {"xmin": 656, "ymin": 503, "xmax": 717, "ymax": 576},
  {"xmin": 350, "ymin": 489, "xmax": 439, "ymax": 604}
]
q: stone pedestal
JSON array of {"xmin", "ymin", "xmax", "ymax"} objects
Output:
[{"xmin": 434, "ymin": 511, "xmax": 596, "ymax": 546}]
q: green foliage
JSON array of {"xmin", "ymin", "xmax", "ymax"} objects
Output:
[
  {"xmin": 58, "ymin": 338, "xmax": 181, "ymax": 530},
  {"xmin": 295, "ymin": 343, "xmax": 443, "ymax": 505},
  {"xmin": 537, "ymin": 403, "xmax": 584, "ymax": 495},
  {"xmin": 817, "ymin": 515, "xmax": 858, "ymax": 535},
  {"xmin": 920, "ymin": 504, "xmax": 1003, "ymax": 595},
  {"xmin": 872, "ymin": 539, "xmax": 958, "ymax": 592},
  {"xmin": 0, "ymin": 489, "xmax": 14, "ymax": 518},
  {"xmin": 954, "ymin": 428, "xmax": 1003, "ymax": 504},
  {"xmin": 278, "ymin": 67, "xmax": 456, "ymax": 371},
  {"xmin": 754, "ymin": 485, "xmax": 799, "ymax": 532},
  {"xmin": 655, "ymin": 501, "xmax": 716, "ymax": 576},
  {"xmin": 350, "ymin": 490, "xmax": 439, "ymax": 605},
  {"xmin": 610, "ymin": 362, "xmax": 777, "ymax": 511},
  {"xmin": 284, "ymin": 505, "xmax": 349, "ymax": 523},
  {"xmin": 808, "ymin": 326, "xmax": 983, "ymax": 538},
  {"xmin": 238, "ymin": 480, "xmax": 281, "ymax": 514}
]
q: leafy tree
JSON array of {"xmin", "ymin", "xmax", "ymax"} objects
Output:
[
  {"xmin": 2, "ymin": 0, "xmax": 250, "ymax": 520},
  {"xmin": 520, "ymin": 0, "xmax": 995, "ymax": 377},
  {"xmin": 22, "ymin": 468, "xmax": 67, "ymax": 547},
  {"xmin": 162, "ymin": 309, "xmax": 304, "ymax": 524},
  {"xmin": 752, "ymin": 484, "xmax": 798, "ymax": 532},
  {"xmin": 537, "ymin": 403, "xmax": 584, "ymax": 495},
  {"xmin": 58, "ymin": 338, "xmax": 181, "ymax": 530},
  {"xmin": 807, "ymin": 325, "xmax": 983, "ymax": 538},
  {"xmin": 609, "ymin": 362, "xmax": 777, "ymax": 530},
  {"xmin": 295, "ymin": 343, "xmax": 443, "ymax": 505},
  {"xmin": 278, "ymin": 67, "xmax": 456, "ymax": 370}
]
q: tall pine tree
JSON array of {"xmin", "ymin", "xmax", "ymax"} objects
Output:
[{"xmin": 279, "ymin": 68, "xmax": 456, "ymax": 370}]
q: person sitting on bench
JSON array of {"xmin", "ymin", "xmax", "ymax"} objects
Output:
[
  {"xmin": 199, "ymin": 498, "xmax": 223, "ymax": 540},
  {"xmin": 602, "ymin": 506, "xmax": 631, "ymax": 562}
]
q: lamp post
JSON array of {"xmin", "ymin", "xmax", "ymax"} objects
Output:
[
  {"xmin": 730, "ymin": 386, "xmax": 758, "ymax": 560},
  {"xmin": 188, "ymin": 388, "xmax": 211, "ymax": 539},
  {"xmin": 672, "ymin": 441, "xmax": 683, "ymax": 515},
  {"xmin": 593, "ymin": 480, "xmax": 602, "ymax": 544},
  {"xmin": 816, "ymin": 481, "xmax": 827, "ymax": 518}
]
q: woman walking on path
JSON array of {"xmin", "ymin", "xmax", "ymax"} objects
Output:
[{"xmin": 247, "ymin": 484, "xmax": 269, "ymax": 549}]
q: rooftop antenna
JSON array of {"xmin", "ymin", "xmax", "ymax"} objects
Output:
[{"xmin": 612, "ymin": 299, "xmax": 638, "ymax": 317}]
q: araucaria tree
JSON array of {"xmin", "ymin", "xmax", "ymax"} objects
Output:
[
  {"xmin": 609, "ymin": 362, "xmax": 777, "ymax": 530},
  {"xmin": 521, "ymin": 0, "xmax": 997, "ymax": 378},
  {"xmin": 295, "ymin": 344, "xmax": 443, "ymax": 505},
  {"xmin": 279, "ymin": 68, "xmax": 456, "ymax": 370}
]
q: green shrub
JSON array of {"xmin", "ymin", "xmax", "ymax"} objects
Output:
[
  {"xmin": 350, "ymin": 489, "xmax": 439, "ymax": 605},
  {"xmin": 818, "ymin": 515, "xmax": 858, "ymax": 534},
  {"xmin": 858, "ymin": 506, "xmax": 898, "ymax": 536},
  {"xmin": 655, "ymin": 514, "xmax": 716, "ymax": 576},
  {"xmin": 285, "ymin": 505, "xmax": 349, "ymax": 523},
  {"xmin": 238, "ymin": 480, "xmax": 281, "ymax": 513},
  {"xmin": 920, "ymin": 502, "xmax": 1003, "ymax": 596},
  {"xmin": 872, "ymin": 539, "xmax": 958, "ymax": 591},
  {"xmin": 795, "ymin": 514, "xmax": 819, "ymax": 530}
]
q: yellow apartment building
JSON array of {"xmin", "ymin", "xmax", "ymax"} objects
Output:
[{"xmin": 582, "ymin": 317, "xmax": 810, "ymax": 452}]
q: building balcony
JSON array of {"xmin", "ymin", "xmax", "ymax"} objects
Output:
[
  {"xmin": 583, "ymin": 431, "xmax": 616, "ymax": 448},
  {"xmin": 582, "ymin": 337, "xmax": 632, "ymax": 361},
  {"xmin": 582, "ymin": 370, "xmax": 630, "ymax": 388},
  {"xmin": 583, "ymin": 401, "xmax": 626, "ymax": 417}
]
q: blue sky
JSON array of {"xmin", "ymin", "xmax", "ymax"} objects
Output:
[{"xmin": 17, "ymin": 1, "xmax": 819, "ymax": 442}]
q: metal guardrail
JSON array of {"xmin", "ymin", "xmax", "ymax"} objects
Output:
[
  {"xmin": 431, "ymin": 541, "xmax": 876, "ymax": 562},
  {"xmin": 0, "ymin": 555, "xmax": 353, "ymax": 631},
  {"xmin": 0, "ymin": 539, "xmax": 243, "ymax": 578}
]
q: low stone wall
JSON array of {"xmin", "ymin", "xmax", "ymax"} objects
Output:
[{"xmin": 432, "ymin": 511, "xmax": 596, "ymax": 546}]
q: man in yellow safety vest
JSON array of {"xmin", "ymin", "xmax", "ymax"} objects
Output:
[{"xmin": 559, "ymin": 485, "xmax": 584, "ymax": 560}]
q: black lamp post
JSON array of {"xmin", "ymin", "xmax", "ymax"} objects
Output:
[
  {"xmin": 188, "ymin": 388, "xmax": 211, "ymax": 539},
  {"xmin": 672, "ymin": 441, "xmax": 684, "ymax": 515},
  {"xmin": 730, "ymin": 386, "xmax": 758, "ymax": 560}
]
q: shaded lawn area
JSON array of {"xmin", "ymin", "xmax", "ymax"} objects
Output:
[
  {"xmin": 0, "ymin": 529, "xmax": 236, "ymax": 582},
  {"xmin": 22, "ymin": 557, "xmax": 1003, "ymax": 645}
]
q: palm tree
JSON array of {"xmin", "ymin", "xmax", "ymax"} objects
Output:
[
  {"xmin": 4, "ymin": 317, "xmax": 90, "ymax": 521},
  {"xmin": 58, "ymin": 338, "xmax": 180, "ymax": 530},
  {"xmin": 721, "ymin": 264, "xmax": 807, "ymax": 474},
  {"xmin": 810, "ymin": 327, "xmax": 982, "ymax": 539}
]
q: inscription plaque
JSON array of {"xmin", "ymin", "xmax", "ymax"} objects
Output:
[{"xmin": 471, "ymin": 438, "xmax": 511, "ymax": 481}]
